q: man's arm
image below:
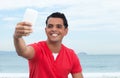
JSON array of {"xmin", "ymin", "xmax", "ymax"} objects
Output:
[
  {"xmin": 13, "ymin": 22, "xmax": 34, "ymax": 59},
  {"xmin": 72, "ymin": 72, "xmax": 83, "ymax": 78}
]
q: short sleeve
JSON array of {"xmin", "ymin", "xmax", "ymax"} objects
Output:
[
  {"xmin": 28, "ymin": 43, "xmax": 39, "ymax": 62},
  {"xmin": 28, "ymin": 41, "xmax": 44, "ymax": 62},
  {"xmin": 28, "ymin": 41, "xmax": 46, "ymax": 62}
]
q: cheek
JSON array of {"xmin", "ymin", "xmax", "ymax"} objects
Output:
[
  {"xmin": 61, "ymin": 32, "xmax": 67, "ymax": 36},
  {"xmin": 64, "ymin": 30, "xmax": 68, "ymax": 36}
]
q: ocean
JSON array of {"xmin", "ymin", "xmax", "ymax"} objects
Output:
[
  {"xmin": 0, "ymin": 51, "xmax": 120, "ymax": 78},
  {"xmin": 0, "ymin": 51, "xmax": 28, "ymax": 73},
  {"xmin": 78, "ymin": 54, "xmax": 120, "ymax": 73},
  {"xmin": 1, "ymin": 51, "xmax": 120, "ymax": 73}
]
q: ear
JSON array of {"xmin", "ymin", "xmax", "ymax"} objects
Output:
[{"xmin": 64, "ymin": 28, "xmax": 68, "ymax": 36}]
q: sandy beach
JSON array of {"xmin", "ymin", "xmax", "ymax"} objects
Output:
[
  {"xmin": 83, "ymin": 72, "xmax": 120, "ymax": 78},
  {"xmin": 0, "ymin": 72, "xmax": 120, "ymax": 78},
  {"xmin": 0, "ymin": 73, "xmax": 28, "ymax": 78}
]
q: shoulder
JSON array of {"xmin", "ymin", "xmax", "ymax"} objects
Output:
[
  {"xmin": 62, "ymin": 44, "xmax": 76, "ymax": 54},
  {"xmin": 62, "ymin": 45, "xmax": 79, "ymax": 61},
  {"xmin": 28, "ymin": 41, "xmax": 47, "ymax": 61},
  {"xmin": 28, "ymin": 41, "xmax": 47, "ymax": 53}
]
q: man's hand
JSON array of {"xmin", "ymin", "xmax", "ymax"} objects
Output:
[{"xmin": 14, "ymin": 22, "xmax": 33, "ymax": 38}]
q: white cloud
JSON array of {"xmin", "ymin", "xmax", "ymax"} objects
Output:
[
  {"xmin": 0, "ymin": 0, "xmax": 76, "ymax": 10},
  {"xmin": 0, "ymin": 0, "xmax": 120, "ymax": 54},
  {"xmin": 2, "ymin": 17, "xmax": 18, "ymax": 21},
  {"xmin": 0, "ymin": 0, "xmax": 30, "ymax": 9},
  {"xmin": 102, "ymin": 0, "xmax": 120, "ymax": 8},
  {"xmin": 58, "ymin": 0, "xmax": 120, "ymax": 32}
]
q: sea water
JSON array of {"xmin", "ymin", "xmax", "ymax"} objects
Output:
[
  {"xmin": 0, "ymin": 51, "xmax": 120, "ymax": 78},
  {"xmin": 0, "ymin": 51, "xmax": 28, "ymax": 73},
  {"xmin": 78, "ymin": 54, "xmax": 120, "ymax": 73}
]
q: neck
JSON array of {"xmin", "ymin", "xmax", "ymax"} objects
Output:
[{"xmin": 46, "ymin": 40, "xmax": 62, "ymax": 53}]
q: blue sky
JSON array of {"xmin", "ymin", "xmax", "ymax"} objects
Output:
[{"xmin": 0, "ymin": 0, "xmax": 120, "ymax": 54}]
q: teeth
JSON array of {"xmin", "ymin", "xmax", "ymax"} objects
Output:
[{"xmin": 52, "ymin": 34, "xmax": 58, "ymax": 37}]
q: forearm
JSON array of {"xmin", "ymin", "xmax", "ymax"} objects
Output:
[
  {"xmin": 13, "ymin": 36, "xmax": 27, "ymax": 56},
  {"xmin": 13, "ymin": 22, "xmax": 34, "ymax": 59},
  {"xmin": 72, "ymin": 72, "xmax": 84, "ymax": 78}
]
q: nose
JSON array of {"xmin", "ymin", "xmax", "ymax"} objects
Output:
[{"xmin": 52, "ymin": 26, "xmax": 57, "ymax": 31}]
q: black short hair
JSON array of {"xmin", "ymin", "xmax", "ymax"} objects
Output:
[{"xmin": 46, "ymin": 12, "xmax": 68, "ymax": 28}]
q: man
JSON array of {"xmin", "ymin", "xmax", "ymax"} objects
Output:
[{"xmin": 13, "ymin": 12, "xmax": 83, "ymax": 78}]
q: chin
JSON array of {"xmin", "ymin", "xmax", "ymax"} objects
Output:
[{"xmin": 49, "ymin": 39, "xmax": 60, "ymax": 43}]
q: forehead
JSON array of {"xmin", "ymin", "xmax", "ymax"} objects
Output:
[{"xmin": 47, "ymin": 17, "xmax": 63, "ymax": 24}]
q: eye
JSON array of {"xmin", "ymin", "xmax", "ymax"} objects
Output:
[
  {"xmin": 57, "ymin": 24, "xmax": 62, "ymax": 28},
  {"xmin": 47, "ymin": 24, "xmax": 53, "ymax": 28}
]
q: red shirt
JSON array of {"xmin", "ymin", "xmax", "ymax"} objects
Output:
[{"xmin": 28, "ymin": 41, "xmax": 82, "ymax": 78}]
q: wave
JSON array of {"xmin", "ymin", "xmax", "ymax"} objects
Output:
[{"xmin": 0, "ymin": 72, "xmax": 120, "ymax": 78}]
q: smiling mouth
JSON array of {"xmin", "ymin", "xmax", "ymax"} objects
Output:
[{"xmin": 51, "ymin": 33, "xmax": 58, "ymax": 37}]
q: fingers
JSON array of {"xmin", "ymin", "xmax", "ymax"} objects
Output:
[
  {"xmin": 14, "ymin": 22, "xmax": 33, "ymax": 38},
  {"xmin": 16, "ymin": 25, "xmax": 33, "ymax": 33},
  {"xmin": 17, "ymin": 21, "xmax": 32, "ymax": 26}
]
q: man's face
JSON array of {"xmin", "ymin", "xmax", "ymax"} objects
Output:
[{"xmin": 45, "ymin": 17, "xmax": 68, "ymax": 43}]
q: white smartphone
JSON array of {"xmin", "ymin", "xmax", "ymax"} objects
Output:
[{"xmin": 23, "ymin": 8, "xmax": 38, "ymax": 26}]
